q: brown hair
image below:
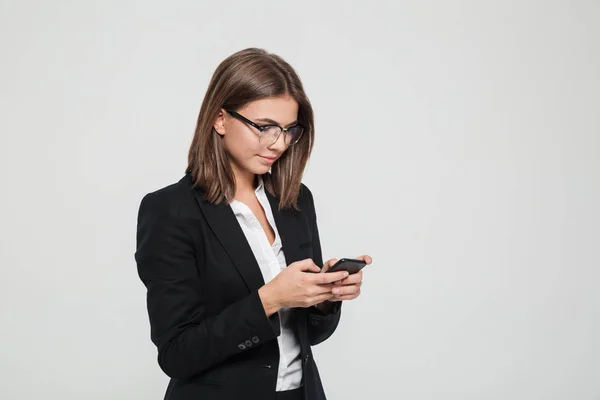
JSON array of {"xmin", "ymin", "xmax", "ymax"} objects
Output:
[{"xmin": 186, "ymin": 48, "xmax": 315, "ymax": 210}]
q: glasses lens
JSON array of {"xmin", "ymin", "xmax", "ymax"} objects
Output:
[
  {"xmin": 260, "ymin": 126, "xmax": 282, "ymax": 145},
  {"xmin": 286, "ymin": 126, "xmax": 303, "ymax": 144},
  {"xmin": 259, "ymin": 125, "xmax": 304, "ymax": 146}
]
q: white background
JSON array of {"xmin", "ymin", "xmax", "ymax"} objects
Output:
[{"xmin": 1, "ymin": 1, "xmax": 599, "ymax": 399}]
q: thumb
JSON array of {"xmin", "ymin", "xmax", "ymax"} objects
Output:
[
  {"xmin": 296, "ymin": 258, "xmax": 321, "ymax": 273},
  {"xmin": 322, "ymin": 258, "xmax": 339, "ymax": 273}
]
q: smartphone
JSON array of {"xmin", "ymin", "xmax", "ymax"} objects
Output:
[{"xmin": 326, "ymin": 258, "xmax": 367, "ymax": 274}]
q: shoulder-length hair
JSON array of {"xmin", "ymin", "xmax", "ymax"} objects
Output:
[{"xmin": 187, "ymin": 48, "xmax": 315, "ymax": 210}]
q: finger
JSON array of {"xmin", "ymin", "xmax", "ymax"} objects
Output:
[
  {"xmin": 331, "ymin": 288, "xmax": 362, "ymax": 301},
  {"xmin": 311, "ymin": 292, "xmax": 335, "ymax": 305},
  {"xmin": 330, "ymin": 293, "xmax": 360, "ymax": 301},
  {"xmin": 340, "ymin": 271, "xmax": 363, "ymax": 285},
  {"xmin": 339, "ymin": 278, "xmax": 362, "ymax": 287},
  {"xmin": 355, "ymin": 255, "xmax": 373, "ymax": 264},
  {"xmin": 295, "ymin": 258, "xmax": 320, "ymax": 273},
  {"xmin": 321, "ymin": 258, "xmax": 339, "ymax": 273},
  {"xmin": 313, "ymin": 283, "xmax": 336, "ymax": 294},
  {"xmin": 312, "ymin": 270, "xmax": 349, "ymax": 284},
  {"xmin": 331, "ymin": 284, "xmax": 360, "ymax": 297}
]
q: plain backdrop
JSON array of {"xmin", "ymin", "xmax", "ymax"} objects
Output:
[{"xmin": 1, "ymin": 1, "xmax": 599, "ymax": 399}]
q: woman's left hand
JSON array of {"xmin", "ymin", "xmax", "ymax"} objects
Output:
[{"xmin": 321, "ymin": 255, "xmax": 372, "ymax": 302}]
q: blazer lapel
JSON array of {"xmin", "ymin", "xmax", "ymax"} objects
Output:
[
  {"xmin": 266, "ymin": 190, "xmax": 301, "ymax": 266},
  {"xmin": 192, "ymin": 188, "xmax": 266, "ymax": 293},
  {"xmin": 187, "ymin": 174, "xmax": 304, "ymax": 292}
]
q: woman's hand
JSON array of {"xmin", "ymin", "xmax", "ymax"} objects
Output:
[
  {"xmin": 320, "ymin": 255, "xmax": 372, "ymax": 302},
  {"xmin": 258, "ymin": 259, "xmax": 349, "ymax": 316}
]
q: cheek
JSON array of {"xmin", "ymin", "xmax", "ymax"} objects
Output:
[{"xmin": 223, "ymin": 131, "xmax": 259, "ymax": 159}]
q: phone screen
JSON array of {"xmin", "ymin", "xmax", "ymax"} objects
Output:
[{"xmin": 326, "ymin": 258, "xmax": 366, "ymax": 274}]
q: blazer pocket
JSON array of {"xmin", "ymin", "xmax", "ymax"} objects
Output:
[
  {"xmin": 195, "ymin": 379, "xmax": 224, "ymax": 389},
  {"xmin": 299, "ymin": 240, "xmax": 313, "ymax": 249},
  {"xmin": 298, "ymin": 240, "xmax": 314, "ymax": 259}
]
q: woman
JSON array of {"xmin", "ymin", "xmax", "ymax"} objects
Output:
[{"xmin": 135, "ymin": 48, "xmax": 372, "ymax": 400}]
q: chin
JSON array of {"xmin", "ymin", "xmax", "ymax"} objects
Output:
[
  {"xmin": 241, "ymin": 161, "xmax": 270, "ymax": 176},
  {"xmin": 237, "ymin": 157, "xmax": 276, "ymax": 176},
  {"xmin": 253, "ymin": 165, "xmax": 272, "ymax": 175}
]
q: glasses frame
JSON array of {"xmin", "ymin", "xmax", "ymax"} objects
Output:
[{"xmin": 224, "ymin": 109, "xmax": 304, "ymax": 146}]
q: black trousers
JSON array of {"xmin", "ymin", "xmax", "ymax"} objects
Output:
[{"xmin": 275, "ymin": 387, "xmax": 303, "ymax": 400}]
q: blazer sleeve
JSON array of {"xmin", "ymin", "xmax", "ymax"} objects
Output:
[
  {"xmin": 135, "ymin": 192, "xmax": 280, "ymax": 380},
  {"xmin": 302, "ymin": 185, "xmax": 343, "ymax": 346}
]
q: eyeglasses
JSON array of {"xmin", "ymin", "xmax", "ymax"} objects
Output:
[{"xmin": 224, "ymin": 109, "xmax": 304, "ymax": 146}]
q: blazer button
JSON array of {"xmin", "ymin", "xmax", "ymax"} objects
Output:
[
  {"xmin": 245, "ymin": 340, "xmax": 253, "ymax": 347},
  {"xmin": 238, "ymin": 343, "xmax": 246, "ymax": 350},
  {"xmin": 252, "ymin": 336, "xmax": 259, "ymax": 344}
]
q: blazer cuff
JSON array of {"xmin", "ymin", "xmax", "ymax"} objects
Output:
[
  {"xmin": 229, "ymin": 290, "xmax": 282, "ymax": 354},
  {"xmin": 249, "ymin": 289, "xmax": 282, "ymax": 336}
]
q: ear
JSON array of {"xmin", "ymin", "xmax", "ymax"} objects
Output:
[{"xmin": 213, "ymin": 109, "xmax": 226, "ymax": 136}]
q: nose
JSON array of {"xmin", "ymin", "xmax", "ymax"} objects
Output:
[{"xmin": 268, "ymin": 131, "xmax": 288, "ymax": 152}]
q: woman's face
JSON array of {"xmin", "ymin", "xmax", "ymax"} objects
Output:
[{"xmin": 215, "ymin": 95, "xmax": 299, "ymax": 179}]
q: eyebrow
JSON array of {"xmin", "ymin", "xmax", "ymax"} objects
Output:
[{"xmin": 255, "ymin": 117, "xmax": 298, "ymax": 128}]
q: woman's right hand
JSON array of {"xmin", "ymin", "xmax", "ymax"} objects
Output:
[{"xmin": 258, "ymin": 259, "xmax": 349, "ymax": 316}]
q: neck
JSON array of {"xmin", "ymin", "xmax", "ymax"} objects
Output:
[{"xmin": 232, "ymin": 164, "xmax": 257, "ymax": 199}]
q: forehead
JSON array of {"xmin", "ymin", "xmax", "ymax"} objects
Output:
[{"xmin": 238, "ymin": 96, "xmax": 299, "ymax": 125}]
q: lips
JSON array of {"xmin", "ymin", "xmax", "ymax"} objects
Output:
[{"xmin": 259, "ymin": 155, "xmax": 278, "ymax": 161}]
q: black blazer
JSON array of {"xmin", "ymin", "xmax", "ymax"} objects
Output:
[{"xmin": 135, "ymin": 174, "xmax": 342, "ymax": 400}]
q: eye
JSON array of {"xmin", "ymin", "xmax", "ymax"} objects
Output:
[
  {"xmin": 262, "ymin": 125, "xmax": 281, "ymax": 135},
  {"xmin": 288, "ymin": 125, "xmax": 303, "ymax": 138}
]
